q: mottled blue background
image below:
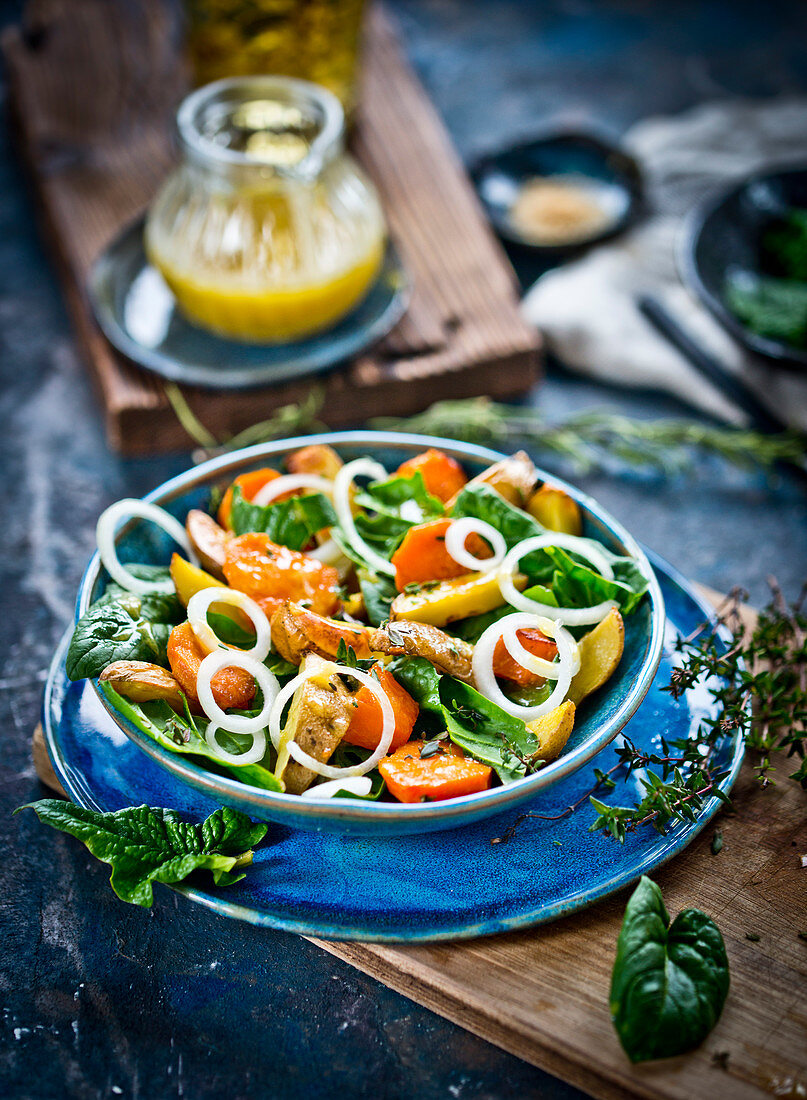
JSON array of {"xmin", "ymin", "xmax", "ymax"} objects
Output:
[{"xmin": 2, "ymin": 1, "xmax": 806, "ymax": 1097}]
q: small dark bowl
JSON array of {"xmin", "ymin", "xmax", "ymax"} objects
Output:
[
  {"xmin": 682, "ymin": 164, "xmax": 807, "ymax": 370},
  {"xmin": 470, "ymin": 130, "xmax": 643, "ymax": 254}
]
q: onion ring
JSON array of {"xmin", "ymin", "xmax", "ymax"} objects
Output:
[
  {"xmin": 305, "ymin": 776, "xmax": 373, "ymax": 799},
  {"xmin": 333, "ymin": 458, "xmax": 396, "ymax": 577},
  {"xmin": 196, "ymin": 649, "xmax": 280, "ymax": 735},
  {"xmin": 96, "ymin": 499, "xmax": 198, "ymax": 596},
  {"xmin": 445, "ymin": 517, "xmax": 506, "ymax": 573},
  {"xmin": 472, "ymin": 614, "xmax": 577, "ymax": 720},
  {"xmin": 498, "ymin": 535, "xmax": 617, "ymax": 626},
  {"xmin": 250, "ymin": 473, "xmax": 333, "ymax": 507},
  {"xmin": 187, "ymin": 587, "xmax": 272, "ymax": 661},
  {"xmin": 204, "ymin": 722, "xmax": 267, "ymax": 766}
]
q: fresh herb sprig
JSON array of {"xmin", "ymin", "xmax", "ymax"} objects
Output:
[
  {"xmin": 494, "ymin": 578, "xmax": 806, "ymax": 845},
  {"xmin": 166, "ymin": 390, "xmax": 806, "ymax": 480}
]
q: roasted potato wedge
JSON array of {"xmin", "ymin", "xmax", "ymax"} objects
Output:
[
  {"xmin": 527, "ymin": 484, "xmax": 582, "ymax": 536},
  {"xmin": 186, "ymin": 510, "xmax": 230, "ymax": 577},
  {"xmin": 369, "ymin": 620, "xmax": 475, "ymax": 682},
  {"xmin": 271, "ymin": 601, "xmax": 375, "ymax": 665},
  {"xmin": 447, "ymin": 450, "xmax": 537, "ymax": 509},
  {"xmin": 276, "ymin": 653, "xmax": 355, "ymax": 794},
  {"xmin": 99, "ymin": 661, "xmax": 188, "ymax": 710},
  {"xmin": 526, "ymin": 701, "xmax": 575, "ymax": 763},
  {"xmin": 390, "ymin": 571, "xmax": 527, "ymax": 628},
  {"xmin": 286, "ymin": 443, "xmax": 343, "ymax": 480},
  {"xmin": 567, "ymin": 608, "xmax": 625, "ymax": 705}
]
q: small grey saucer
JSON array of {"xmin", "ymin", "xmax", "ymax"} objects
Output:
[{"xmin": 89, "ymin": 217, "xmax": 410, "ymax": 390}]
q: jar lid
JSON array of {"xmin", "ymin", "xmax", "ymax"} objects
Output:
[{"xmin": 176, "ymin": 76, "xmax": 345, "ymax": 181}]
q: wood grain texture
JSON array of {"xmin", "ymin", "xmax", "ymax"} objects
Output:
[
  {"xmin": 3, "ymin": 0, "xmax": 540, "ymax": 455},
  {"xmin": 32, "ymin": 590, "xmax": 807, "ymax": 1100}
]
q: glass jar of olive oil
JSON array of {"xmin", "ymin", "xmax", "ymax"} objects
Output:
[
  {"xmin": 185, "ymin": 0, "xmax": 366, "ymax": 117},
  {"xmin": 145, "ymin": 77, "xmax": 386, "ymax": 344}
]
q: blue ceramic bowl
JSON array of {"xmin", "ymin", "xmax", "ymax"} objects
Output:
[{"xmin": 76, "ymin": 431, "xmax": 665, "ymax": 835}]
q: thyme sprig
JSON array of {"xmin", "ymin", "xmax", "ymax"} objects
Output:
[
  {"xmin": 169, "ymin": 391, "xmax": 806, "ymax": 479},
  {"xmin": 493, "ymin": 578, "xmax": 807, "ymax": 845}
]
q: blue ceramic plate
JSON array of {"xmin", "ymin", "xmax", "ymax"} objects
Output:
[
  {"xmin": 73, "ymin": 432, "xmax": 665, "ymax": 836},
  {"xmin": 44, "ymin": 552, "xmax": 742, "ymax": 941},
  {"xmin": 89, "ymin": 219, "xmax": 410, "ymax": 390}
]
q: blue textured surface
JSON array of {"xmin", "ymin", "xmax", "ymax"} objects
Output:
[
  {"xmin": 76, "ymin": 432, "xmax": 664, "ymax": 836},
  {"xmin": 45, "ymin": 555, "xmax": 742, "ymax": 941}
]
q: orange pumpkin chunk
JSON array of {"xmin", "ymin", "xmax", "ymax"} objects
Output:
[
  {"xmin": 394, "ymin": 449, "xmax": 467, "ymax": 503},
  {"xmin": 379, "ymin": 740, "xmax": 492, "ymax": 803},
  {"xmin": 343, "ymin": 664, "xmax": 419, "ymax": 752},
  {"xmin": 166, "ymin": 621, "xmax": 256, "ymax": 710},
  {"xmin": 222, "ymin": 533, "xmax": 341, "ymax": 618}
]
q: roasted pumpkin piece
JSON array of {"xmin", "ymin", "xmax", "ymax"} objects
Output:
[
  {"xmin": 446, "ymin": 450, "xmax": 537, "ymax": 509},
  {"xmin": 166, "ymin": 621, "xmax": 256, "ymax": 711},
  {"xmin": 527, "ymin": 484, "xmax": 583, "ymax": 536},
  {"xmin": 186, "ymin": 510, "xmax": 231, "ymax": 577},
  {"xmin": 390, "ymin": 570, "xmax": 527, "ymax": 627},
  {"xmin": 492, "ymin": 627, "xmax": 558, "ymax": 687},
  {"xmin": 99, "ymin": 661, "xmax": 188, "ymax": 710},
  {"xmin": 567, "ymin": 608, "xmax": 625, "ymax": 705},
  {"xmin": 217, "ymin": 468, "xmax": 281, "ymax": 529},
  {"xmin": 271, "ymin": 601, "xmax": 374, "ymax": 665},
  {"xmin": 525, "ymin": 701, "xmax": 576, "ymax": 763},
  {"xmin": 379, "ymin": 740, "xmax": 492, "ymax": 803},
  {"xmin": 286, "ymin": 443, "xmax": 343, "ymax": 480},
  {"xmin": 223, "ymin": 533, "xmax": 341, "ymax": 619},
  {"xmin": 343, "ymin": 663, "xmax": 419, "ymax": 752},
  {"xmin": 394, "ymin": 448, "xmax": 467, "ymax": 503},
  {"xmin": 390, "ymin": 517, "xmax": 491, "ymax": 592},
  {"xmin": 276, "ymin": 654, "xmax": 356, "ymax": 794}
]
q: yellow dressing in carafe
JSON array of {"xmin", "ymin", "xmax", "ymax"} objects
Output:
[{"xmin": 145, "ymin": 81, "xmax": 386, "ymax": 344}]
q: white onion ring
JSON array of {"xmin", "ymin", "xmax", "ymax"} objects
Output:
[
  {"xmin": 250, "ymin": 473, "xmax": 333, "ymax": 507},
  {"xmin": 472, "ymin": 614, "xmax": 578, "ymax": 720},
  {"xmin": 498, "ymin": 535, "xmax": 617, "ymax": 626},
  {"xmin": 96, "ymin": 499, "xmax": 198, "ymax": 596},
  {"xmin": 333, "ymin": 458, "xmax": 396, "ymax": 577},
  {"xmin": 305, "ymin": 776, "xmax": 373, "ymax": 799},
  {"xmin": 445, "ymin": 517, "xmax": 506, "ymax": 573},
  {"xmin": 270, "ymin": 662, "xmax": 395, "ymax": 779},
  {"xmin": 196, "ymin": 649, "xmax": 280, "ymax": 735},
  {"xmin": 204, "ymin": 722, "xmax": 268, "ymax": 766},
  {"xmin": 187, "ymin": 587, "xmax": 272, "ymax": 661},
  {"xmin": 499, "ymin": 614, "xmax": 581, "ymax": 679}
]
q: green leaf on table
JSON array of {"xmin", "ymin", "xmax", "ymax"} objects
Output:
[
  {"xmin": 18, "ymin": 800, "xmax": 268, "ymax": 906},
  {"xmin": 439, "ymin": 677, "xmax": 540, "ymax": 783},
  {"xmin": 229, "ymin": 486, "xmax": 337, "ymax": 548},
  {"xmin": 610, "ymin": 876, "xmax": 730, "ymax": 1063}
]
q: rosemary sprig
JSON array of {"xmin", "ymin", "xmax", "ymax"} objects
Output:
[
  {"xmin": 372, "ymin": 399, "xmax": 807, "ymax": 477},
  {"xmin": 166, "ymin": 390, "xmax": 806, "ymax": 479}
]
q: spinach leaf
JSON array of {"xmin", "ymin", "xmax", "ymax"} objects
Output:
[
  {"xmin": 439, "ymin": 678, "xmax": 539, "ymax": 783},
  {"xmin": 451, "ymin": 484, "xmax": 543, "ymax": 564},
  {"xmin": 67, "ymin": 600, "xmax": 174, "ymax": 681},
  {"xmin": 229, "ymin": 486, "xmax": 337, "ymax": 548},
  {"xmin": 207, "ymin": 611, "xmax": 256, "ymax": 649},
  {"xmin": 354, "ymin": 471, "xmax": 444, "ymax": 520},
  {"xmin": 548, "ymin": 548, "xmax": 646, "ymax": 615},
  {"xmin": 353, "ymin": 511, "xmax": 411, "ymax": 558},
  {"xmin": 357, "ymin": 567, "xmax": 399, "ymax": 626},
  {"xmin": 610, "ymin": 876, "xmax": 730, "ymax": 1063},
  {"xmin": 387, "ymin": 656, "xmax": 443, "ymax": 715},
  {"xmin": 99, "ymin": 682, "xmax": 283, "ymax": 792},
  {"xmin": 18, "ymin": 799, "xmax": 267, "ymax": 906},
  {"xmin": 97, "ymin": 565, "xmax": 182, "ymax": 625}
]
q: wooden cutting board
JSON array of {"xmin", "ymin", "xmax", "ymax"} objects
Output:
[
  {"xmin": 3, "ymin": 1, "xmax": 540, "ymax": 455},
  {"xmin": 32, "ymin": 589, "xmax": 807, "ymax": 1100}
]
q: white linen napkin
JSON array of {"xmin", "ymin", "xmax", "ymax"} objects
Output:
[{"xmin": 521, "ymin": 99, "xmax": 807, "ymax": 429}]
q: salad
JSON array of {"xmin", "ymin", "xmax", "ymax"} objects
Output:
[{"xmin": 67, "ymin": 446, "xmax": 649, "ymax": 804}]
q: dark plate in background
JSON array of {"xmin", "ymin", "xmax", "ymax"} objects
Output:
[
  {"xmin": 682, "ymin": 164, "xmax": 807, "ymax": 370},
  {"xmin": 470, "ymin": 130, "xmax": 643, "ymax": 254},
  {"xmin": 89, "ymin": 217, "xmax": 410, "ymax": 391}
]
